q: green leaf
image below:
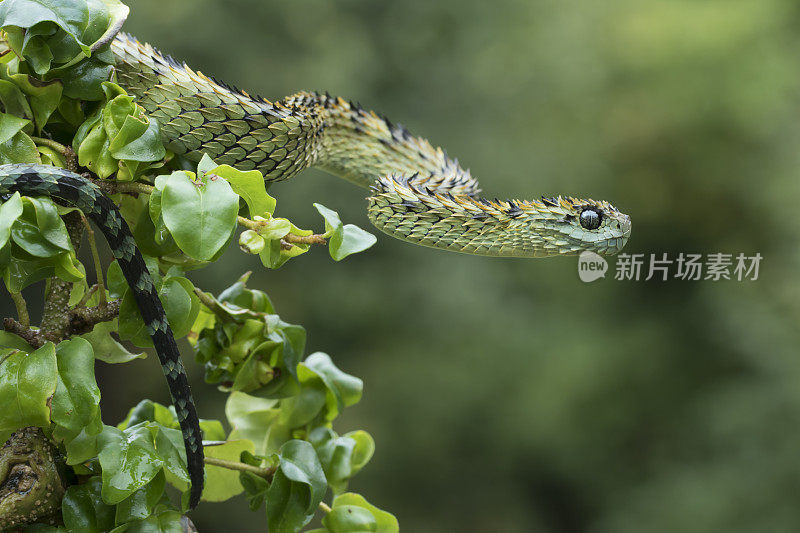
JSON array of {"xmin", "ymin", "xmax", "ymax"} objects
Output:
[
  {"xmin": 313, "ymin": 203, "xmax": 376, "ymax": 261},
  {"xmin": 298, "ymin": 352, "xmax": 363, "ymax": 422},
  {"xmin": 326, "ymin": 493, "xmax": 398, "ymax": 533},
  {"xmin": 47, "ymin": 54, "xmax": 114, "ymax": 100},
  {"xmin": 149, "ymin": 423, "xmax": 190, "ymax": 491},
  {"xmin": 335, "ymin": 225, "xmax": 377, "ymax": 261},
  {"xmin": 62, "ymin": 409, "xmax": 102, "ymax": 465},
  {"xmin": 0, "ymin": 0, "xmax": 129, "ymax": 65},
  {"xmin": 225, "ymin": 391, "xmax": 284, "ymax": 456},
  {"xmin": 117, "ymin": 265, "xmax": 200, "ymax": 348},
  {"xmin": 0, "ymin": 112, "xmax": 39, "ymax": 164},
  {"xmin": 0, "ymin": 192, "xmax": 23, "ymax": 248},
  {"xmin": 204, "ymin": 161, "xmax": 276, "ymax": 218},
  {"xmin": 310, "ymin": 428, "xmax": 375, "ymax": 495},
  {"xmin": 266, "ymin": 440, "xmax": 328, "ymax": 533},
  {"xmin": 114, "ymin": 470, "xmax": 166, "ymax": 525},
  {"xmin": 118, "ymin": 400, "xmax": 178, "ymax": 430},
  {"xmin": 0, "ymin": 342, "xmax": 57, "ymax": 433},
  {"xmin": 3, "ymin": 254, "xmax": 55, "ymax": 292},
  {"xmin": 3, "ymin": 73, "xmax": 62, "ymax": 131},
  {"xmin": 202, "ymin": 439, "xmax": 255, "ymax": 502},
  {"xmin": 239, "ymin": 229, "xmax": 265, "ymax": 254},
  {"xmin": 199, "ymin": 419, "xmax": 226, "ymax": 441},
  {"xmin": 0, "ymin": 330, "xmax": 34, "ymax": 352},
  {"xmin": 108, "ymin": 505, "xmax": 183, "ymax": 533},
  {"xmin": 62, "ymin": 476, "xmax": 116, "ymax": 533},
  {"xmin": 160, "ymin": 170, "xmax": 239, "ymax": 260},
  {"xmin": 97, "ymin": 424, "xmax": 164, "ymax": 504},
  {"xmin": 323, "ymin": 506, "xmax": 378, "ymax": 533},
  {"xmin": 81, "ymin": 319, "xmax": 146, "ymax": 364},
  {"xmin": 24, "ymin": 196, "xmax": 72, "ymax": 250},
  {"xmin": 51, "ymin": 338, "xmax": 101, "ymax": 450},
  {"xmin": 0, "ymin": 75, "xmax": 33, "ymax": 119},
  {"xmin": 217, "ymin": 272, "xmax": 275, "ymax": 314},
  {"xmin": 75, "ymin": 84, "xmax": 165, "ymax": 178}
]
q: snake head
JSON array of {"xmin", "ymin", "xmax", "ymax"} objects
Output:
[{"xmin": 524, "ymin": 196, "xmax": 631, "ymax": 257}]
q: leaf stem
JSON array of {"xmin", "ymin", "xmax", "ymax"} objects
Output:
[
  {"xmin": 237, "ymin": 216, "xmax": 261, "ymax": 230},
  {"xmin": 203, "ymin": 457, "xmax": 276, "ymax": 479},
  {"xmin": 9, "ymin": 291, "xmax": 29, "ymax": 329},
  {"xmin": 236, "ymin": 216, "xmax": 326, "ymax": 244},
  {"xmin": 29, "ymin": 136, "xmax": 77, "ymax": 172},
  {"xmin": 75, "ymin": 284, "xmax": 99, "ymax": 308},
  {"xmin": 81, "ymin": 215, "xmax": 107, "ymax": 306},
  {"xmin": 113, "ymin": 182, "xmax": 155, "ymax": 195},
  {"xmin": 284, "ymin": 233, "xmax": 326, "ymax": 245}
]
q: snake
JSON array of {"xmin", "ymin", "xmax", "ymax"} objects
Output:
[{"xmin": 0, "ymin": 32, "xmax": 631, "ymax": 508}]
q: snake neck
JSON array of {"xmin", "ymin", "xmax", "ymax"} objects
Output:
[{"xmin": 308, "ymin": 94, "xmax": 480, "ymax": 195}]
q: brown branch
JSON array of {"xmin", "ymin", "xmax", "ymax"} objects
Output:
[
  {"xmin": 39, "ymin": 211, "xmax": 83, "ymax": 343},
  {"xmin": 2, "ymin": 318, "xmax": 44, "ymax": 348},
  {"xmin": 68, "ymin": 300, "xmax": 120, "ymax": 336},
  {"xmin": 283, "ymin": 233, "xmax": 326, "ymax": 245},
  {"xmin": 3, "ymin": 299, "xmax": 120, "ymax": 347},
  {"xmin": 236, "ymin": 216, "xmax": 327, "ymax": 246}
]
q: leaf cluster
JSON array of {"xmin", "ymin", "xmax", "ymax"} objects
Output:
[{"xmin": 0, "ymin": 0, "xmax": 393, "ymax": 531}]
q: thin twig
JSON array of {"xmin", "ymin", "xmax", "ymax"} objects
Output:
[
  {"xmin": 75, "ymin": 284, "xmax": 99, "ymax": 308},
  {"xmin": 80, "ymin": 215, "xmax": 107, "ymax": 306},
  {"xmin": 9, "ymin": 292, "xmax": 29, "ymax": 329},
  {"xmin": 29, "ymin": 136, "xmax": 77, "ymax": 171},
  {"xmin": 237, "ymin": 216, "xmax": 262, "ymax": 230},
  {"xmin": 203, "ymin": 457, "xmax": 276, "ymax": 479},
  {"xmin": 284, "ymin": 233, "xmax": 326, "ymax": 245},
  {"xmin": 113, "ymin": 182, "xmax": 154, "ymax": 195},
  {"xmin": 237, "ymin": 216, "xmax": 326, "ymax": 245}
]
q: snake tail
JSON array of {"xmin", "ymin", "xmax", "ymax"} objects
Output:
[{"xmin": 0, "ymin": 164, "xmax": 204, "ymax": 508}]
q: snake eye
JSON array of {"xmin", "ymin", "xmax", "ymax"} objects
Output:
[{"xmin": 579, "ymin": 208, "xmax": 602, "ymax": 230}]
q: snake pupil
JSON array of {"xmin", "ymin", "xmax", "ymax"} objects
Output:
[{"xmin": 579, "ymin": 208, "xmax": 602, "ymax": 230}]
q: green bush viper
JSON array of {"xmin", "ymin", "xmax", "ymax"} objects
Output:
[{"xmin": 0, "ymin": 32, "xmax": 631, "ymax": 508}]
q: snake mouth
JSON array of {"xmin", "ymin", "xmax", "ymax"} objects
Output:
[{"xmin": 620, "ymin": 214, "xmax": 632, "ymax": 239}]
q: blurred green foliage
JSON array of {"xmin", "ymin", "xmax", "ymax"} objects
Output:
[{"xmin": 5, "ymin": 0, "xmax": 799, "ymax": 531}]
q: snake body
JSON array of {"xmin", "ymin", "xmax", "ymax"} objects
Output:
[
  {"xmin": 111, "ymin": 33, "xmax": 631, "ymax": 257},
  {"xmin": 0, "ymin": 33, "xmax": 630, "ymax": 509}
]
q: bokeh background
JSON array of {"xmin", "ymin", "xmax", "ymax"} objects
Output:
[{"xmin": 7, "ymin": 0, "xmax": 800, "ymax": 531}]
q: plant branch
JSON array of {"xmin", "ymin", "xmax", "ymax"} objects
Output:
[
  {"xmin": 9, "ymin": 291, "xmax": 29, "ymax": 329},
  {"xmin": 29, "ymin": 136, "xmax": 77, "ymax": 172},
  {"xmin": 39, "ymin": 211, "xmax": 83, "ymax": 343},
  {"xmin": 68, "ymin": 300, "xmax": 120, "ymax": 336},
  {"xmin": 284, "ymin": 233, "xmax": 326, "ymax": 245},
  {"xmin": 75, "ymin": 284, "xmax": 99, "ymax": 308},
  {"xmin": 237, "ymin": 216, "xmax": 326, "ymax": 245},
  {"xmin": 112, "ymin": 182, "xmax": 154, "ymax": 195},
  {"xmin": 2, "ymin": 318, "xmax": 44, "ymax": 347},
  {"xmin": 81, "ymin": 215, "xmax": 107, "ymax": 306},
  {"xmin": 203, "ymin": 457, "xmax": 276, "ymax": 479}
]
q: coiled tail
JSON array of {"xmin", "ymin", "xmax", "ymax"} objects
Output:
[{"xmin": 0, "ymin": 164, "xmax": 204, "ymax": 508}]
